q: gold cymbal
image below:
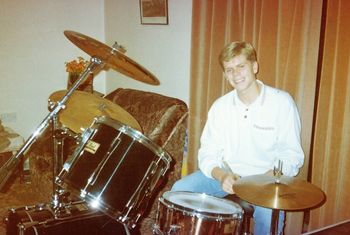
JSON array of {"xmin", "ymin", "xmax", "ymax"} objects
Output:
[
  {"xmin": 49, "ymin": 90, "xmax": 142, "ymax": 133},
  {"xmin": 233, "ymin": 174, "xmax": 325, "ymax": 211},
  {"xmin": 0, "ymin": 136, "xmax": 10, "ymax": 151},
  {"xmin": 64, "ymin": 30, "xmax": 160, "ymax": 85}
]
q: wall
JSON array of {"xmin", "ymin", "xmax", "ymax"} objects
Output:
[
  {"xmin": 104, "ymin": 0, "xmax": 192, "ymax": 104},
  {"xmin": 0, "ymin": 0, "xmax": 192, "ymax": 139},
  {"xmin": 0, "ymin": 0, "xmax": 105, "ymax": 138}
]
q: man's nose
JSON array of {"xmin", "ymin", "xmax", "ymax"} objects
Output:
[{"xmin": 232, "ymin": 68, "xmax": 240, "ymax": 76}]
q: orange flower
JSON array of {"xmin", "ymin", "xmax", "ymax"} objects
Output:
[{"xmin": 65, "ymin": 57, "xmax": 88, "ymax": 74}]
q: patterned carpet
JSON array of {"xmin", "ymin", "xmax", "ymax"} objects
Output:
[{"xmin": 0, "ymin": 128, "xmax": 56, "ymax": 234}]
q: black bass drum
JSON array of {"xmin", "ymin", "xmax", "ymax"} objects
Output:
[{"xmin": 5, "ymin": 201, "xmax": 124, "ymax": 235}]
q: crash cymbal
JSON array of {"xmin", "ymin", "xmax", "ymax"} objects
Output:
[
  {"xmin": 233, "ymin": 174, "xmax": 325, "ymax": 211},
  {"xmin": 64, "ymin": 30, "xmax": 160, "ymax": 85},
  {"xmin": 49, "ymin": 90, "xmax": 142, "ymax": 133}
]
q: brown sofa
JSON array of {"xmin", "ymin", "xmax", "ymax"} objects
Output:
[{"xmin": 0, "ymin": 88, "xmax": 188, "ymax": 234}]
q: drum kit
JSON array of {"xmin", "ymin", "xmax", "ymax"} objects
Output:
[
  {"xmin": 0, "ymin": 30, "xmax": 173, "ymax": 234},
  {"xmin": 0, "ymin": 30, "xmax": 325, "ymax": 235}
]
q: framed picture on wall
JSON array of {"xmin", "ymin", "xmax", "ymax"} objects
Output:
[{"xmin": 140, "ymin": 0, "xmax": 168, "ymax": 25}]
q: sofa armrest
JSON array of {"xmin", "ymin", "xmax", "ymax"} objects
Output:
[{"xmin": 105, "ymin": 88, "xmax": 188, "ymax": 155}]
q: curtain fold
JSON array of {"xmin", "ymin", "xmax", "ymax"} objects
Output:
[{"xmin": 309, "ymin": 0, "xmax": 350, "ymax": 230}]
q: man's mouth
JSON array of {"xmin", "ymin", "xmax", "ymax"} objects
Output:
[{"xmin": 234, "ymin": 78, "xmax": 245, "ymax": 84}]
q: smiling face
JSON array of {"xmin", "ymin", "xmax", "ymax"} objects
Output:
[
  {"xmin": 223, "ymin": 54, "xmax": 258, "ymax": 94},
  {"xmin": 219, "ymin": 42, "xmax": 260, "ymax": 99}
]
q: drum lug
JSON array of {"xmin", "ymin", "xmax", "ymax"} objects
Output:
[
  {"xmin": 168, "ymin": 224, "xmax": 182, "ymax": 234},
  {"xmin": 152, "ymin": 224, "xmax": 164, "ymax": 235}
]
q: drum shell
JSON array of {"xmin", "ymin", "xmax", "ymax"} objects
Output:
[
  {"xmin": 56, "ymin": 116, "xmax": 172, "ymax": 227},
  {"xmin": 5, "ymin": 202, "xmax": 123, "ymax": 235},
  {"xmin": 154, "ymin": 191, "xmax": 243, "ymax": 235}
]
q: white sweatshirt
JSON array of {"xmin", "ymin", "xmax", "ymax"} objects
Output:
[{"xmin": 198, "ymin": 80, "xmax": 304, "ymax": 178}]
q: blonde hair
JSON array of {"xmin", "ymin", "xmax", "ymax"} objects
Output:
[{"xmin": 219, "ymin": 42, "xmax": 257, "ymax": 69}]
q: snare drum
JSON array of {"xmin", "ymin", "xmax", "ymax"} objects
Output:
[
  {"xmin": 56, "ymin": 116, "xmax": 172, "ymax": 228},
  {"xmin": 154, "ymin": 191, "xmax": 243, "ymax": 235}
]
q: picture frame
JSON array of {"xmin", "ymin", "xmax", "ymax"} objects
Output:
[{"xmin": 140, "ymin": 0, "xmax": 168, "ymax": 25}]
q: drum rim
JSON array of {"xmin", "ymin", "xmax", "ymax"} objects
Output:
[
  {"xmin": 159, "ymin": 191, "xmax": 243, "ymax": 220},
  {"xmin": 94, "ymin": 116, "xmax": 172, "ymax": 163},
  {"xmin": 6, "ymin": 201, "xmax": 105, "ymax": 230}
]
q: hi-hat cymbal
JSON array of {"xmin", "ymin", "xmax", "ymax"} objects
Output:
[
  {"xmin": 233, "ymin": 174, "xmax": 325, "ymax": 211},
  {"xmin": 64, "ymin": 30, "xmax": 160, "ymax": 85},
  {"xmin": 49, "ymin": 90, "xmax": 142, "ymax": 133}
]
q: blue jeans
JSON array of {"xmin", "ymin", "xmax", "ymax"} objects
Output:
[{"xmin": 171, "ymin": 170, "xmax": 285, "ymax": 235}]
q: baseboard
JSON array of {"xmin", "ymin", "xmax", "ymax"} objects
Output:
[{"xmin": 302, "ymin": 219, "xmax": 350, "ymax": 234}]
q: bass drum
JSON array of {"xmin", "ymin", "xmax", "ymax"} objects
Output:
[
  {"xmin": 56, "ymin": 116, "xmax": 172, "ymax": 228},
  {"xmin": 5, "ymin": 201, "xmax": 124, "ymax": 235},
  {"xmin": 154, "ymin": 191, "xmax": 243, "ymax": 235}
]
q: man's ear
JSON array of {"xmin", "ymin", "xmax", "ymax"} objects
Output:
[{"xmin": 253, "ymin": 61, "xmax": 259, "ymax": 74}]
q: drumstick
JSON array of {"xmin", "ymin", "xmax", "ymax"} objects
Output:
[{"xmin": 223, "ymin": 160, "xmax": 241, "ymax": 180}]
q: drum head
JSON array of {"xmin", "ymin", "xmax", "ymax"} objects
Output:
[{"xmin": 162, "ymin": 191, "xmax": 242, "ymax": 216}]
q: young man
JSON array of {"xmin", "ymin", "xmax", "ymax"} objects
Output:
[{"xmin": 172, "ymin": 42, "xmax": 304, "ymax": 234}]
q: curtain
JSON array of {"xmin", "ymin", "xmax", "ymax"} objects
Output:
[
  {"xmin": 187, "ymin": 0, "xmax": 323, "ymax": 234},
  {"xmin": 308, "ymin": 0, "xmax": 350, "ymax": 231},
  {"xmin": 187, "ymin": 0, "xmax": 350, "ymax": 233},
  {"xmin": 187, "ymin": 0, "xmax": 322, "ymax": 178}
]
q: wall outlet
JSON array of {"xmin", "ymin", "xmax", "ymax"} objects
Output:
[{"xmin": 0, "ymin": 112, "xmax": 17, "ymax": 123}]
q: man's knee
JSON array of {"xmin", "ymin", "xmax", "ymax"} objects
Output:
[
  {"xmin": 171, "ymin": 179, "xmax": 184, "ymax": 191},
  {"xmin": 171, "ymin": 171, "xmax": 204, "ymax": 192}
]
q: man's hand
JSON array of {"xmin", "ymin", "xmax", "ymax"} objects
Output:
[{"xmin": 212, "ymin": 167, "xmax": 240, "ymax": 194}]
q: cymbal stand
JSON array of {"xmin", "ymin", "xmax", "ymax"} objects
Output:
[
  {"xmin": 0, "ymin": 57, "xmax": 104, "ymax": 198},
  {"xmin": 50, "ymin": 57, "xmax": 106, "ymax": 213},
  {"xmin": 50, "ymin": 114, "xmax": 72, "ymax": 212},
  {"xmin": 271, "ymin": 160, "xmax": 283, "ymax": 235}
]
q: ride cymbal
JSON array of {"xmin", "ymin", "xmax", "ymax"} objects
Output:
[
  {"xmin": 233, "ymin": 174, "xmax": 325, "ymax": 211},
  {"xmin": 64, "ymin": 30, "xmax": 160, "ymax": 85},
  {"xmin": 49, "ymin": 90, "xmax": 142, "ymax": 133}
]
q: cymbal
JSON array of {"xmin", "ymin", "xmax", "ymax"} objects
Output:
[
  {"xmin": 0, "ymin": 136, "xmax": 10, "ymax": 151},
  {"xmin": 233, "ymin": 174, "xmax": 325, "ymax": 211},
  {"xmin": 64, "ymin": 30, "xmax": 160, "ymax": 85},
  {"xmin": 49, "ymin": 90, "xmax": 142, "ymax": 133}
]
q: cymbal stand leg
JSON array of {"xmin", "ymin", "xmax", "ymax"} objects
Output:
[
  {"xmin": 0, "ymin": 104, "xmax": 66, "ymax": 191},
  {"xmin": 270, "ymin": 209, "xmax": 280, "ymax": 235},
  {"xmin": 123, "ymin": 223, "xmax": 131, "ymax": 235}
]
